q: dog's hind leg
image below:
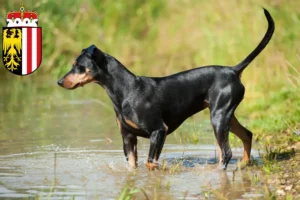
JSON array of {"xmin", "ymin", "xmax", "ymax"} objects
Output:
[
  {"xmin": 230, "ymin": 115, "xmax": 252, "ymax": 164},
  {"xmin": 209, "ymin": 86, "xmax": 243, "ymax": 169},
  {"xmin": 210, "ymin": 110, "xmax": 233, "ymax": 170}
]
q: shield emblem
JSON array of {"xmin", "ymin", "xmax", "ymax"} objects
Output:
[{"xmin": 2, "ymin": 27, "xmax": 42, "ymax": 76}]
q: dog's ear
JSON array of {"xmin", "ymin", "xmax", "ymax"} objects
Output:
[
  {"xmin": 91, "ymin": 46, "xmax": 108, "ymax": 66},
  {"xmin": 92, "ymin": 47, "xmax": 104, "ymax": 61},
  {"xmin": 83, "ymin": 44, "xmax": 96, "ymax": 55}
]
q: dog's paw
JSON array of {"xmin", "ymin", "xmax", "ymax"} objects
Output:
[
  {"xmin": 145, "ymin": 161, "xmax": 159, "ymax": 170},
  {"xmin": 216, "ymin": 161, "xmax": 226, "ymax": 170}
]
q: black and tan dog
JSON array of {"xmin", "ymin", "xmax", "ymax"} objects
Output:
[{"xmin": 57, "ymin": 9, "xmax": 274, "ymax": 170}]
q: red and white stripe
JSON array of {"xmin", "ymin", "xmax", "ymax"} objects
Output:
[{"xmin": 22, "ymin": 28, "xmax": 41, "ymax": 75}]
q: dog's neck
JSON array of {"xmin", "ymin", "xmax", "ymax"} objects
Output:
[{"xmin": 96, "ymin": 55, "xmax": 136, "ymax": 109}]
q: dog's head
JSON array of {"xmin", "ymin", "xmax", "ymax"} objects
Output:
[{"xmin": 57, "ymin": 44, "xmax": 107, "ymax": 89}]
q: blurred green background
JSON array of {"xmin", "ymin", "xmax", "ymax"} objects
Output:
[{"xmin": 0, "ymin": 0, "xmax": 299, "ymax": 147}]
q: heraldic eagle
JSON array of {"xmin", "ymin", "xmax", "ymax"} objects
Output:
[{"xmin": 3, "ymin": 28, "xmax": 22, "ymax": 71}]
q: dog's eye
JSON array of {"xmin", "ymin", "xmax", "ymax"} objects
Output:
[{"xmin": 77, "ymin": 65, "xmax": 86, "ymax": 73}]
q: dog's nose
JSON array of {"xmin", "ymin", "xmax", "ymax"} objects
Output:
[{"xmin": 57, "ymin": 78, "xmax": 64, "ymax": 87}]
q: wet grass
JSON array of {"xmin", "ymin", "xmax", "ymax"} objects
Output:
[{"xmin": 118, "ymin": 185, "xmax": 140, "ymax": 200}]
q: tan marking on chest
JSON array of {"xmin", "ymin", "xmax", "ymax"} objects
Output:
[
  {"xmin": 204, "ymin": 100, "xmax": 210, "ymax": 108},
  {"xmin": 163, "ymin": 123, "xmax": 168, "ymax": 134},
  {"xmin": 125, "ymin": 119, "xmax": 140, "ymax": 129},
  {"xmin": 116, "ymin": 118, "xmax": 121, "ymax": 130}
]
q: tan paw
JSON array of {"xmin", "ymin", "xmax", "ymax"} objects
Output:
[{"xmin": 146, "ymin": 161, "xmax": 159, "ymax": 170}]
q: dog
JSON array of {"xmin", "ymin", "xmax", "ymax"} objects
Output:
[{"xmin": 57, "ymin": 8, "xmax": 274, "ymax": 170}]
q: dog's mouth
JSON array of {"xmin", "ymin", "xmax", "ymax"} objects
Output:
[
  {"xmin": 74, "ymin": 82, "xmax": 81, "ymax": 89},
  {"xmin": 58, "ymin": 71, "xmax": 95, "ymax": 90},
  {"xmin": 66, "ymin": 82, "xmax": 83, "ymax": 90}
]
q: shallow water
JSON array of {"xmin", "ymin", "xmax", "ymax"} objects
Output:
[{"xmin": 0, "ymin": 77, "xmax": 265, "ymax": 199}]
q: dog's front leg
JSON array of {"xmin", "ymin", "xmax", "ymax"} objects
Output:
[
  {"xmin": 146, "ymin": 127, "xmax": 167, "ymax": 170},
  {"xmin": 122, "ymin": 133, "xmax": 138, "ymax": 169}
]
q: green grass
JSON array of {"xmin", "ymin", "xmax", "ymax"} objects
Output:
[
  {"xmin": 1, "ymin": 1, "xmax": 299, "ymax": 193},
  {"xmin": 118, "ymin": 185, "xmax": 140, "ymax": 200}
]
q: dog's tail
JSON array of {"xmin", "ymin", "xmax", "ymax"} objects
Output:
[{"xmin": 233, "ymin": 8, "xmax": 275, "ymax": 74}]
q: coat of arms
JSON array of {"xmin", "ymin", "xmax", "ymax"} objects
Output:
[{"xmin": 2, "ymin": 5, "xmax": 42, "ymax": 75}]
